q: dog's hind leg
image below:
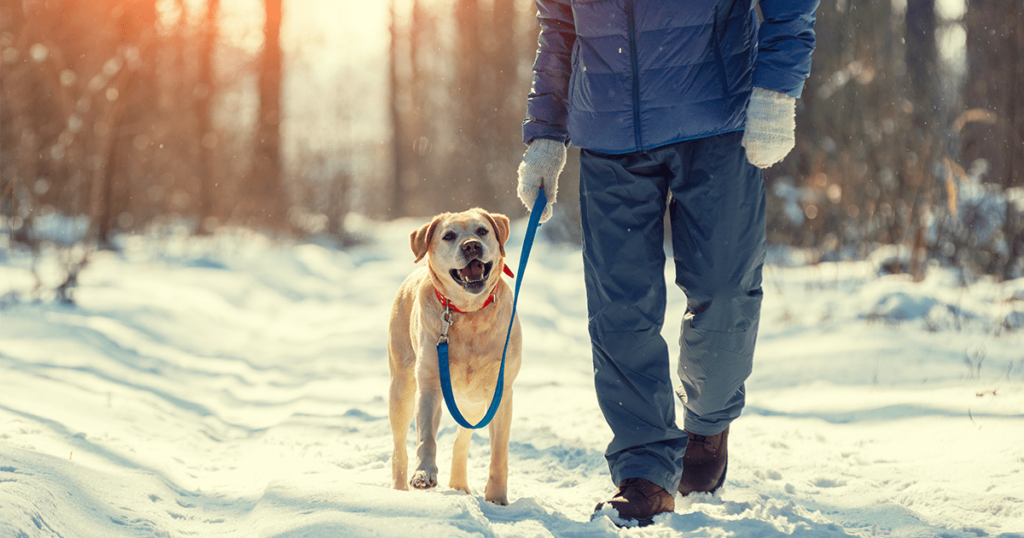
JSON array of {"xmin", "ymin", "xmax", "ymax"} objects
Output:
[
  {"xmin": 449, "ymin": 426, "xmax": 472, "ymax": 495},
  {"xmin": 388, "ymin": 368, "xmax": 415, "ymax": 490},
  {"xmin": 387, "ymin": 286, "xmax": 419, "ymax": 492}
]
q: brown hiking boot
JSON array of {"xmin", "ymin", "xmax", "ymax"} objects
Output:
[
  {"xmin": 593, "ymin": 478, "xmax": 675, "ymax": 527},
  {"xmin": 678, "ymin": 427, "xmax": 729, "ymax": 496}
]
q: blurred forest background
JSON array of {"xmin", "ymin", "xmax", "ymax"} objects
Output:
[{"xmin": 2, "ymin": 0, "xmax": 1023, "ymax": 283}]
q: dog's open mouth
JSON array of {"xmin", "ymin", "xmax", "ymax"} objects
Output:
[{"xmin": 450, "ymin": 260, "xmax": 493, "ymax": 293}]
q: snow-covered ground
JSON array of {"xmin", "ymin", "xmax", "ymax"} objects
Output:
[{"xmin": 1, "ymin": 216, "xmax": 1023, "ymax": 538}]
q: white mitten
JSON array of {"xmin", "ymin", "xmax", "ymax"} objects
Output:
[
  {"xmin": 741, "ymin": 87, "xmax": 797, "ymax": 169},
  {"xmin": 516, "ymin": 138, "xmax": 566, "ymax": 223}
]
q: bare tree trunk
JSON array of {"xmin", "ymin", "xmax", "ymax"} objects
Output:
[
  {"xmin": 963, "ymin": 0, "xmax": 1024, "ymax": 190},
  {"xmin": 388, "ymin": 0, "xmax": 406, "ymax": 219},
  {"xmin": 904, "ymin": 0, "xmax": 938, "ymax": 280},
  {"xmin": 250, "ymin": 0, "xmax": 287, "ymax": 228},
  {"xmin": 1005, "ymin": 1, "xmax": 1023, "ymax": 279},
  {"xmin": 92, "ymin": 105, "xmax": 122, "ymax": 248},
  {"xmin": 0, "ymin": 0, "xmax": 29, "ymax": 245},
  {"xmin": 487, "ymin": 0, "xmax": 520, "ymax": 217},
  {"xmin": 406, "ymin": 0, "xmax": 432, "ymax": 217},
  {"xmin": 906, "ymin": 0, "xmax": 938, "ymax": 132},
  {"xmin": 454, "ymin": 0, "xmax": 492, "ymax": 209},
  {"xmin": 90, "ymin": 1, "xmax": 158, "ymax": 248},
  {"xmin": 12, "ymin": 124, "xmax": 37, "ymax": 246},
  {"xmin": 196, "ymin": 0, "xmax": 220, "ymax": 233},
  {"xmin": 1, "ymin": 0, "xmax": 65, "ymax": 246},
  {"xmin": 1010, "ymin": 1, "xmax": 1023, "ymax": 191}
]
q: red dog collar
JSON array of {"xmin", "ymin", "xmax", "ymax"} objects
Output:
[{"xmin": 435, "ymin": 287, "xmax": 494, "ymax": 313}]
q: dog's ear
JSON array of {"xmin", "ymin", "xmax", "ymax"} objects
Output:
[
  {"xmin": 410, "ymin": 217, "xmax": 441, "ymax": 263},
  {"xmin": 483, "ymin": 212, "xmax": 511, "ymax": 258}
]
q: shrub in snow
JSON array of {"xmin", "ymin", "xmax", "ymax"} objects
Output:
[
  {"xmin": 866, "ymin": 292, "xmax": 939, "ymax": 324},
  {"xmin": 29, "ymin": 214, "xmax": 91, "ymax": 247},
  {"xmin": 765, "ymin": 160, "xmax": 1024, "ymax": 280},
  {"xmin": 924, "ymin": 304, "xmax": 969, "ymax": 332},
  {"xmin": 867, "ymin": 244, "xmax": 912, "ymax": 275},
  {"xmin": 1004, "ymin": 311, "xmax": 1024, "ymax": 332},
  {"xmin": 0, "ymin": 290, "xmax": 19, "ymax": 310},
  {"xmin": 929, "ymin": 161, "xmax": 1024, "ymax": 280},
  {"xmin": 772, "ymin": 177, "xmax": 808, "ymax": 227}
]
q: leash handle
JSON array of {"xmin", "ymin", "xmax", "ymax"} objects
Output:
[{"xmin": 438, "ymin": 188, "xmax": 547, "ymax": 429}]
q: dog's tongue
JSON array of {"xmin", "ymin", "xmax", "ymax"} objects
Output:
[{"xmin": 460, "ymin": 260, "xmax": 486, "ymax": 282}]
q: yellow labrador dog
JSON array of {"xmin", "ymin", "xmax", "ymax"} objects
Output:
[{"xmin": 388, "ymin": 208, "xmax": 522, "ymax": 505}]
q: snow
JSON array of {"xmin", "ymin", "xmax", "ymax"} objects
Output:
[{"xmin": 1, "ymin": 217, "xmax": 1023, "ymax": 538}]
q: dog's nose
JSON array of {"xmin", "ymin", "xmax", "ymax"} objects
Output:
[{"xmin": 461, "ymin": 240, "xmax": 482, "ymax": 258}]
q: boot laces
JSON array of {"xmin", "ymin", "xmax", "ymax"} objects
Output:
[
  {"xmin": 617, "ymin": 478, "xmax": 662, "ymax": 497},
  {"xmin": 688, "ymin": 433, "xmax": 719, "ymax": 454}
]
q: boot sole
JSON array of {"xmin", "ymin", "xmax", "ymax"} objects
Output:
[{"xmin": 590, "ymin": 511, "xmax": 660, "ymax": 528}]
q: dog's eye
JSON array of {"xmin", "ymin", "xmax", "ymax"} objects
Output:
[
  {"xmin": 476, "ymin": 227, "xmax": 489, "ymax": 237},
  {"xmin": 442, "ymin": 231, "xmax": 457, "ymax": 242}
]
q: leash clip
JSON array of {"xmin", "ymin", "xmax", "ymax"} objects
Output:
[{"xmin": 437, "ymin": 303, "xmax": 453, "ymax": 346}]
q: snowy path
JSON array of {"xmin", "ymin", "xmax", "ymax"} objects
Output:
[{"xmin": 1, "ymin": 221, "xmax": 1023, "ymax": 537}]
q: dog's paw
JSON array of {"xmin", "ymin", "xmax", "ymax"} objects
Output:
[
  {"xmin": 485, "ymin": 481, "xmax": 508, "ymax": 505},
  {"xmin": 485, "ymin": 494, "xmax": 509, "ymax": 506},
  {"xmin": 410, "ymin": 470, "xmax": 438, "ymax": 490},
  {"xmin": 449, "ymin": 481, "xmax": 471, "ymax": 495}
]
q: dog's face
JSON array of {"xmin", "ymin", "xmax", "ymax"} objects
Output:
[{"xmin": 410, "ymin": 208, "xmax": 511, "ymax": 296}]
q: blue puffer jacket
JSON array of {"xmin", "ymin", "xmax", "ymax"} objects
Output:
[{"xmin": 523, "ymin": 0, "xmax": 819, "ymax": 154}]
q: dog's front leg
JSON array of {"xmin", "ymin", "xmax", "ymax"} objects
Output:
[
  {"xmin": 484, "ymin": 388, "xmax": 513, "ymax": 505},
  {"xmin": 410, "ymin": 381, "xmax": 442, "ymax": 489},
  {"xmin": 449, "ymin": 425, "xmax": 473, "ymax": 495}
]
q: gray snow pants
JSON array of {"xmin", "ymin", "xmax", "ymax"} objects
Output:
[{"xmin": 579, "ymin": 131, "xmax": 766, "ymax": 493}]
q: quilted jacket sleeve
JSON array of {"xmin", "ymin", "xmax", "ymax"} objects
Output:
[
  {"xmin": 522, "ymin": 0, "xmax": 576, "ymax": 146},
  {"xmin": 753, "ymin": 0, "xmax": 819, "ymax": 99}
]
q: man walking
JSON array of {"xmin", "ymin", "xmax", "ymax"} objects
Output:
[{"xmin": 517, "ymin": 0, "xmax": 818, "ymax": 526}]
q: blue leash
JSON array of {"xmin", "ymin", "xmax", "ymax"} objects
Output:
[{"xmin": 436, "ymin": 188, "xmax": 547, "ymax": 429}]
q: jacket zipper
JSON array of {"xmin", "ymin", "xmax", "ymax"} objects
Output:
[{"xmin": 626, "ymin": 0, "xmax": 643, "ymax": 151}]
